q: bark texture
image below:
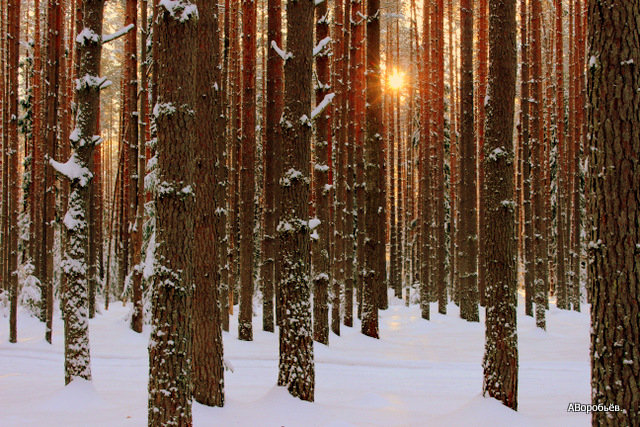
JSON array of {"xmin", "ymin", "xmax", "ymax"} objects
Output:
[
  {"xmin": 481, "ymin": 0, "xmax": 519, "ymax": 411},
  {"xmin": 147, "ymin": 2, "xmax": 198, "ymax": 424},
  {"xmin": 277, "ymin": 0, "xmax": 314, "ymax": 402},
  {"xmin": 588, "ymin": 1, "xmax": 639, "ymax": 424}
]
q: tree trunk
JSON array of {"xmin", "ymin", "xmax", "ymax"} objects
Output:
[
  {"xmin": 191, "ymin": 0, "xmax": 224, "ymax": 407},
  {"xmin": 277, "ymin": 0, "xmax": 314, "ymax": 402},
  {"xmin": 238, "ymin": 0, "xmax": 256, "ymax": 342},
  {"xmin": 481, "ymin": 0, "xmax": 518, "ymax": 410},
  {"xmin": 147, "ymin": 1, "xmax": 197, "ymax": 424},
  {"xmin": 361, "ymin": 0, "xmax": 382, "ymax": 339},
  {"xmin": 458, "ymin": 0, "xmax": 479, "ymax": 322},
  {"xmin": 588, "ymin": 1, "xmax": 639, "ymax": 424},
  {"xmin": 312, "ymin": 0, "xmax": 331, "ymax": 345}
]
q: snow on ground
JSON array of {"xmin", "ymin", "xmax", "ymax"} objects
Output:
[{"xmin": 0, "ymin": 294, "xmax": 590, "ymax": 426}]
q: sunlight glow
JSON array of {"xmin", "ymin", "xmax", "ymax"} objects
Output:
[{"xmin": 387, "ymin": 69, "xmax": 405, "ymax": 91}]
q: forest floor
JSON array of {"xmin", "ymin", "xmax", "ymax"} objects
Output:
[{"xmin": 0, "ymin": 293, "xmax": 590, "ymax": 426}]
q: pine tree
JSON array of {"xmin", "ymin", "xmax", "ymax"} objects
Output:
[
  {"xmin": 530, "ymin": 0, "xmax": 546, "ymax": 330},
  {"xmin": 49, "ymin": 0, "xmax": 106, "ymax": 383},
  {"xmin": 238, "ymin": 0, "xmax": 256, "ymax": 342},
  {"xmin": 312, "ymin": 0, "xmax": 331, "ymax": 345},
  {"xmin": 361, "ymin": 0, "xmax": 383, "ymax": 339},
  {"xmin": 192, "ymin": 0, "xmax": 224, "ymax": 407},
  {"xmin": 277, "ymin": 0, "xmax": 314, "ymax": 402},
  {"xmin": 7, "ymin": 0, "xmax": 19, "ymax": 344},
  {"xmin": 458, "ymin": 0, "xmax": 479, "ymax": 322},
  {"xmin": 588, "ymin": 0, "xmax": 639, "ymax": 424},
  {"xmin": 147, "ymin": 0, "xmax": 198, "ymax": 423},
  {"xmin": 481, "ymin": 0, "xmax": 518, "ymax": 410}
]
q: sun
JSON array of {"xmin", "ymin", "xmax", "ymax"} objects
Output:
[{"xmin": 387, "ymin": 69, "xmax": 405, "ymax": 91}]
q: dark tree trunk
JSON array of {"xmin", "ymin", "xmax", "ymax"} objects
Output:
[
  {"xmin": 312, "ymin": 0, "xmax": 331, "ymax": 345},
  {"xmin": 481, "ymin": 0, "xmax": 518, "ymax": 411},
  {"xmin": 458, "ymin": 0, "xmax": 479, "ymax": 322},
  {"xmin": 238, "ymin": 0, "xmax": 256, "ymax": 342},
  {"xmin": 587, "ymin": 0, "xmax": 639, "ymax": 424},
  {"xmin": 361, "ymin": 0, "xmax": 382, "ymax": 339},
  {"xmin": 147, "ymin": 2, "xmax": 197, "ymax": 424},
  {"xmin": 277, "ymin": 0, "xmax": 314, "ymax": 402},
  {"xmin": 192, "ymin": 0, "xmax": 224, "ymax": 407}
]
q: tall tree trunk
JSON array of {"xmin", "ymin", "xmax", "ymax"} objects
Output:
[
  {"xmin": 481, "ymin": 0, "xmax": 518, "ymax": 410},
  {"xmin": 521, "ymin": 0, "xmax": 533, "ymax": 317},
  {"xmin": 458, "ymin": 0, "xmax": 479, "ymax": 322},
  {"xmin": 530, "ymin": 0, "xmax": 546, "ymax": 330},
  {"xmin": 434, "ymin": 0, "xmax": 447, "ymax": 314},
  {"xmin": 554, "ymin": 0, "xmax": 568, "ymax": 310},
  {"xmin": 312, "ymin": 0, "xmax": 331, "ymax": 345},
  {"xmin": 147, "ymin": 1, "xmax": 197, "ymax": 424},
  {"xmin": 277, "ymin": 0, "xmax": 314, "ymax": 402},
  {"xmin": 43, "ymin": 0, "xmax": 63, "ymax": 344},
  {"xmin": 476, "ymin": 0, "xmax": 488, "ymax": 307},
  {"xmin": 7, "ymin": 0, "xmax": 20, "ymax": 344},
  {"xmin": 261, "ymin": 0, "xmax": 281, "ymax": 334},
  {"xmin": 238, "ymin": 0, "xmax": 256, "ymax": 342},
  {"xmin": 419, "ymin": 0, "xmax": 431, "ymax": 321},
  {"xmin": 192, "ymin": 0, "xmax": 224, "ymax": 407},
  {"xmin": 50, "ymin": 0, "xmax": 105, "ymax": 383},
  {"xmin": 588, "ymin": 1, "xmax": 639, "ymax": 423},
  {"xmin": 361, "ymin": 0, "xmax": 382, "ymax": 339}
]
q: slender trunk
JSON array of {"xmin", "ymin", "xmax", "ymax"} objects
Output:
[{"xmin": 238, "ymin": 0, "xmax": 256, "ymax": 341}]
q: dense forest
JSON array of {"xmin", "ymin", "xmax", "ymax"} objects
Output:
[{"xmin": 0, "ymin": 0, "xmax": 637, "ymax": 425}]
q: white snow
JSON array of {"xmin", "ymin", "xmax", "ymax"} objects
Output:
[
  {"xmin": 101, "ymin": 24, "xmax": 135, "ymax": 44},
  {"xmin": 313, "ymin": 36, "xmax": 332, "ymax": 57},
  {"xmin": 589, "ymin": 56, "xmax": 597, "ymax": 68},
  {"xmin": 50, "ymin": 153, "xmax": 93, "ymax": 187},
  {"xmin": 270, "ymin": 41, "xmax": 292, "ymax": 61},
  {"xmin": 311, "ymin": 93, "xmax": 335, "ymax": 120},
  {"xmin": 158, "ymin": 0, "xmax": 198, "ymax": 22},
  {"xmin": 0, "ymin": 294, "xmax": 590, "ymax": 426},
  {"xmin": 75, "ymin": 28, "xmax": 100, "ymax": 45}
]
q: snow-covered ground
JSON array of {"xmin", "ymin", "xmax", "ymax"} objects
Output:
[{"xmin": 0, "ymin": 295, "xmax": 590, "ymax": 426}]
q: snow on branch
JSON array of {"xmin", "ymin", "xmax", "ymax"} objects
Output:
[
  {"xmin": 102, "ymin": 24, "xmax": 135, "ymax": 44},
  {"xmin": 311, "ymin": 93, "xmax": 335, "ymax": 120},
  {"xmin": 76, "ymin": 28, "xmax": 100, "ymax": 46},
  {"xmin": 75, "ymin": 74, "xmax": 112, "ymax": 91},
  {"xmin": 313, "ymin": 36, "xmax": 331, "ymax": 57},
  {"xmin": 159, "ymin": 0, "xmax": 198, "ymax": 22},
  {"xmin": 50, "ymin": 153, "xmax": 93, "ymax": 187},
  {"xmin": 271, "ymin": 41, "xmax": 292, "ymax": 61}
]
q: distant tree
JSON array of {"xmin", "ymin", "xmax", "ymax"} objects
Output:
[
  {"xmin": 530, "ymin": 0, "xmax": 546, "ymax": 330},
  {"xmin": 588, "ymin": 0, "xmax": 639, "ymax": 424},
  {"xmin": 481, "ymin": 0, "xmax": 518, "ymax": 410},
  {"xmin": 261, "ymin": 0, "xmax": 283, "ymax": 334},
  {"xmin": 277, "ymin": 0, "xmax": 314, "ymax": 402},
  {"xmin": 147, "ymin": 0, "xmax": 197, "ymax": 423},
  {"xmin": 238, "ymin": 0, "xmax": 256, "ymax": 342},
  {"xmin": 7, "ymin": 0, "xmax": 20, "ymax": 344}
]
